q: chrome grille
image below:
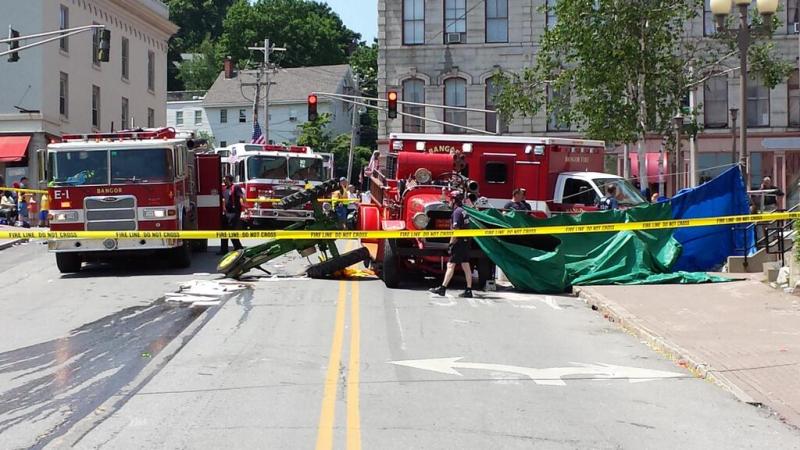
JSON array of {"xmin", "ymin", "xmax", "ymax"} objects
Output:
[{"xmin": 84, "ymin": 195, "xmax": 137, "ymax": 231}]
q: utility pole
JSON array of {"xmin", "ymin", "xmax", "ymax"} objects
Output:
[
  {"xmin": 247, "ymin": 39, "xmax": 285, "ymax": 144},
  {"xmin": 347, "ymin": 74, "xmax": 360, "ymax": 182}
]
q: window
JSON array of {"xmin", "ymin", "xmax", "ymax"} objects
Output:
[
  {"xmin": 239, "ymin": 109, "xmax": 247, "ymax": 123},
  {"xmin": 546, "ymin": 0, "xmax": 558, "ymax": 29},
  {"xmin": 444, "ymin": 78, "xmax": 467, "ymax": 134},
  {"xmin": 220, "ymin": 109, "xmax": 228, "ymax": 123},
  {"xmin": 220, "ymin": 140, "xmax": 227, "ymax": 148},
  {"xmin": 92, "ymin": 23, "xmax": 100, "ymax": 65},
  {"xmin": 486, "ymin": 0, "xmax": 508, "ymax": 43},
  {"xmin": 59, "ymin": 72, "xmax": 68, "ymax": 118},
  {"xmin": 403, "ymin": 0, "xmax": 425, "ymax": 45},
  {"xmin": 547, "ymin": 86, "xmax": 570, "ymax": 131},
  {"xmin": 402, "ymin": 79, "xmax": 425, "ymax": 133},
  {"xmin": 147, "ymin": 50, "xmax": 155, "ymax": 91},
  {"xmin": 790, "ymin": 0, "xmax": 800, "ymax": 33},
  {"xmin": 59, "ymin": 5, "xmax": 69, "ymax": 52},
  {"xmin": 175, "ymin": 111, "xmax": 184, "ymax": 125},
  {"xmin": 704, "ymin": 76, "xmax": 728, "ymax": 128},
  {"xmin": 194, "ymin": 110, "xmax": 202, "ymax": 125},
  {"xmin": 148, "ymin": 108, "xmax": 155, "ymax": 127},
  {"xmin": 485, "ymin": 77, "xmax": 507, "ymax": 133},
  {"xmin": 703, "ymin": 0, "xmax": 717, "ymax": 36},
  {"xmin": 444, "ymin": 0, "xmax": 466, "ymax": 43},
  {"xmin": 121, "ymin": 37, "xmax": 129, "ymax": 80},
  {"xmin": 485, "ymin": 162, "xmax": 508, "ymax": 183},
  {"xmin": 747, "ymin": 74, "xmax": 770, "ymax": 127},
  {"xmin": 563, "ymin": 178, "xmax": 598, "ymax": 205},
  {"xmin": 789, "ymin": 72, "xmax": 800, "ymax": 127},
  {"xmin": 121, "ymin": 97, "xmax": 129, "ymax": 129},
  {"xmin": 92, "ymin": 85, "xmax": 101, "ymax": 128}
]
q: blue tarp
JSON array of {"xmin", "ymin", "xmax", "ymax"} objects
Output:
[{"xmin": 670, "ymin": 166, "xmax": 754, "ymax": 271}]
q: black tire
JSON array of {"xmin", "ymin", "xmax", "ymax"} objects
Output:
[
  {"xmin": 476, "ymin": 258, "xmax": 493, "ymax": 290},
  {"xmin": 56, "ymin": 253, "xmax": 82, "ymax": 273},
  {"xmin": 382, "ymin": 239, "xmax": 400, "ymax": 289},
  {"xmin": 307, "ymin": 247, "xmax": 371, "ymax": 278},
  {"xmin": 192, "ymin": 239, "xmax": 208, "ymax": 253},
  {"xmin": 171, "ymin": 240, "xmax": 192, "ymax": 268}
]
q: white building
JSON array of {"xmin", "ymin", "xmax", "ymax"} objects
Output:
[
  {"xmin": 0, "ymin": 0, "xmax": 177, "ymax": 187},
  {"xmin": 169, "ymin": 63, "xmax": 355, "ymax": 147}
]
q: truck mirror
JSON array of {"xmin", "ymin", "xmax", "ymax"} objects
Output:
[{"xmin": 36, "ymin": 148, "xmax": 48, "ymax": 183}]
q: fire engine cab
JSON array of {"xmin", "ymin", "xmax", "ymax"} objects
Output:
[
  {"xmin": 359, "ymin": 133, "xmax": 645, "ymax": 288},
  {"xmin": 219, "ymin": 143, "xmax": 334, "ymax": 226},
  {"xmin": 45, "ymin": 127, "xmax": 222, "ymax": 273}
]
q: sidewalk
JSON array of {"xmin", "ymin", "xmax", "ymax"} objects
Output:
[
  {"xmin": 0, "ymin": 224, "xmax": 28, "ymax": 250},
  {"xmin": 577, "ymin": 274, "xmax": 800, "ymax": 429}
]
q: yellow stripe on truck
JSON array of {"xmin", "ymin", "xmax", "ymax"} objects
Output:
[{"xmin": 2, "ymin": 212, "xmax": 798, "ymax": 240}]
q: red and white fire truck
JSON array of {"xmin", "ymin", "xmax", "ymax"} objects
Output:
[
  {"xmin": 219, "ymin": 143, "xmax": 334, "ymax": 226},
  {"xmin": 359, "ymin": 133, "xmax": 645, "ymax": 288},
  {"xmin": 45, "ymin": 128, "xmax": 222, "ymax": 273}
]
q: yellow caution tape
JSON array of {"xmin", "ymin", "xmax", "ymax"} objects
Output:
[
  {"xmin": 246, "ymin": 198, "xmax": 360, "ymax": 204},
  {"xmin": 3, "ymin": 186, "xmax": 48, "ymax": 194},
  {"xmin": 0, "ymin": 211, "xmax": 796, "ymax": 240}
]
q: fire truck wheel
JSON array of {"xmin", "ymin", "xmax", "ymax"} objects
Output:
[
  {"xmin": 192, "ymin": 239, "xmax": 209, "ymax": 252},
  {"xmin": 381, "ymin": 239, "xmax": 400, "ymax": 289},
  {"xmin": 476, "ymin": 259, "xmax": 493, "ymax": 290},
  {"xmin": 171, "ymin": 240, "xmax": 192, "ymax": 268},
  {"xmin": 55, "ymin": 253, "xmax": 82, "ymax": 273}
]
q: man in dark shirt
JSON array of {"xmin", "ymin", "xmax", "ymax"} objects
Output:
[
  {"xmin": 219, "ymin": 175, "xmax": 246, "ymax": 254},
  {"xmin": 430, "ymin": 190, "xmax": 473, "ymax": 298},
  {"xmin": 760, "ymin": 176, "xmax": 784, "ymax": 212},
  {"xmin": 597, "ymin": 184, "xmax": 619, "ymax": 211},
  {"xmin": 503, "ymin": 188, "xmax": 531, "ymax": 211}
]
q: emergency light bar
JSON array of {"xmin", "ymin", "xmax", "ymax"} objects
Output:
[{"xmin": 61, "ymin": 127, "xmax": 177, "ymax": 142}]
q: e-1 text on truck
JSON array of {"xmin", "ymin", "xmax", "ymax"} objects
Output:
[{"xmin": 45, "ymin": 128, "xmax": 222, "ymax": 273}]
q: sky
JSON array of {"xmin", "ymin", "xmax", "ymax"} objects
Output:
[{"xmin": 323, "ymin": 0, "xmax": 378, "ymax": 43}]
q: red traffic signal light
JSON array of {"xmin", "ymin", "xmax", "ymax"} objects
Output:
[
  {"xmin": 387, "ymin": 90, "xmax": 398, "ymax": 119},
  {"xmin": 307, "ymin": 94, "xmax": 318, "ymax": 121}
]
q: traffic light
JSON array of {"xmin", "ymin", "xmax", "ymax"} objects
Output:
[
  {"xmin": 387, "ymin": 90, "xmax": 398, "ymax": 119},
  {"xmin": 307, "ymin": 94, "xmax": 318, "ymax": 121},
  {"xmin": 97, "ymin": 29, "xmax": 110, "ymax": 62},
  {"xmin": 7, "ymin": 28, "xmax": 20, "ymax": 62}
]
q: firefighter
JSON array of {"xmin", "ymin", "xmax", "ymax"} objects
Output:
[
  {"xmin": 430, "ymin": 190, "xmax": 473, "ymax": 298},
  {"xmin": 598, "ymin": 183, "xmax": 619, "ymax": 211},
  {"xmin": 219, "ymin": 175, "xmax": 246, "ymax": 254},
  {"xmin": 504, "ymin": 188, "xmax": 531, "ymax": 211}
]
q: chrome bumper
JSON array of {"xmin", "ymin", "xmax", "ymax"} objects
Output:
[
  {"xmin": 249, "ymin": 208, "xmax": 314, "ymax": 221},
  {"xmin": 48, "ymin": 238, "xmax": 180, "ymax": 253}
]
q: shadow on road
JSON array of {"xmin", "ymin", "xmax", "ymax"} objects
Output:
[
  {"xmin": 0, "ymin": 300, "xmax": 204, "ymax": 449},
  {"xmin": 59, "ymin": 249, "xmax": 225, "ymax": 279}
]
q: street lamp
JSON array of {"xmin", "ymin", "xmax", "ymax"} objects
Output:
[
  {"xmin": 729, "ymin": 107, "xmax": 739, "ymax": 164},
  {"xmin": 673, "ymin": 114, "xmax": 684, "ymax": 192},
  {"xmin": 710, "ymin": 0, "xmax": 778, "ymax": 189}
]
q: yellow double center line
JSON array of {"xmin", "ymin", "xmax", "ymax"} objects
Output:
[{"xmin": 315, "ymin": 249, "xmax": 362, "ymax": 449}]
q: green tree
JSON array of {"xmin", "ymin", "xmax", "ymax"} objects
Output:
[
  {"xmin": 297, "ymin": 114, "xmax": 372, "ymax": 181},
  {"xmin": 164, "ymin": 0, "xmax": 236, "ymax": 90},
  {"xmin": 349, "ymin": 40, "xmax": 379, "ymax": 150},
  {"xmin": 495, "ymin": 0, "xmax": 792, "ymax": 185},
  {"xmin": 177, "ymin": 38, "xmax": 223, "ymax": 91},
  {"xmin": 220, "ymin": 0, "xmax": 359, "ymax": 69}
]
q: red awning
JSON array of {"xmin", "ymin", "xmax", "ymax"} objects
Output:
[
  {"xmin": 629, "ymin": 152, "xmax": 669, "ymax": 180},
  {"xmin": 0, "ymin": 136, "xmax": 31, "ymax": 162}
]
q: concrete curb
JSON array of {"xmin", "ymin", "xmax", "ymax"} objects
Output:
[
  {"xmin": 0, "ymin": 239, "xmax": 25, "ymax": 251},
  {"xmin": 574, "ymin": 286, "xmax": 758, "ymax": 405}
]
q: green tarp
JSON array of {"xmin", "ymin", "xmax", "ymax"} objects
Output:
[{"xmin": 466, "ymin": 204, "xmax": 730, "ymax": 294}]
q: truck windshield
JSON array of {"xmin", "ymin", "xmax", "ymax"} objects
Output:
[
  {"xmin": 111, "ymin": 148, "xmax": 174, "ymax": 183},
  {"xmin": 49, "ymin": 150, "xmax": 109, "ymax": 186},
  {"xmin": 594, "ymin": 178, "xmax": 646, "ymax": 206},
  {"xmin": 288, "ymin": 157, "xmax": 324, "ymax": 182},
  {"xmin": 248, "ymin": 156, "xmax": 287, "ymax": 180}
]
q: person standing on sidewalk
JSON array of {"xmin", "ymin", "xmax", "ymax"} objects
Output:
[
  {"xmin": 759, "ymin": 176, "xmax": 784, "ymax": 212},
  {"xmin": 218, "ymin": 175, "xmax": 246, "ymax": 255},
  {"xmin": 430, "ymin": 191, "xmax": 473, "ymax": 298},
  {"xmin": 39, "ymin": 192, "xmax": 49, "ymax": 227}
]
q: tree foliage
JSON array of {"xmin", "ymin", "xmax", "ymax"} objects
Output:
[
  {"xmin": 297, "ymin": 114, "xmax": 372, "ymax": 182},
  {"xmin": 494, "ymin": 0, "xmax": 793, "ymax": 146},
  {"xmin": 176, "ymin": 38, "xmax": 223, "ymax": 91},
  {"xmin": 349, "ymin": 40, "xmax": 379, "ymax": 150},
  {"xmin": 220, "ymin": 0, "xmax": 359, "ymax": 69},
  {"xmin": 164, "ymin": 0, "xmax": 236, "ymax": 90}
]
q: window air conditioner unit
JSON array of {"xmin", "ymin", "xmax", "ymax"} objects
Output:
[
  {"xmin": 445, "ymin": 32, "xmax": 463, "ymax": 44},
  {"xmin": 794, "ymin": 22, "xmax": 799, "ymax": 34},
  {"xmin": 289, "ymin": 110, "xmax": 298, "ymax": 122}
]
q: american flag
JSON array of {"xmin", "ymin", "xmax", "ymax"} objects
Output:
[{"xmin": 251, "ymin": 120, "xmax": 267, "ymax": 145}]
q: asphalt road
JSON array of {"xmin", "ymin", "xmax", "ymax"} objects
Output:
[{"xmin": 1, "ymin": 240, "xmax": 799, "ymax": 449}]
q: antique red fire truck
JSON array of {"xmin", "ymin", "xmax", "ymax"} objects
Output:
[
  {"xmin": 359, "ymin": 133, "xmax": 645, "ymax": 288},
  {"xmin": 46, "ymin": 128, "xmax": 222, "ymax": 273},
  {"xmin": 219, "ymin": 143, "xmax": 334, "ymax": 227}
]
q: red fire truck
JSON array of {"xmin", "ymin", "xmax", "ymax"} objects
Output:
[
  {"xmin": 219, "ymin": 143, "xmax": 334, "ymax": 227},
  {"xmin": 45, "ymin": 128, "xmax": 222, "ymax": 273},
  {"xmin": 360, "ymin": 133, "xmax": 645, "ymax": 288}
]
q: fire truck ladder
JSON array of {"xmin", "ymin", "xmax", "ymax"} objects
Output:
[{"xmin": 216, "ymin": 179, "xmax": 370, "ymax": 279}]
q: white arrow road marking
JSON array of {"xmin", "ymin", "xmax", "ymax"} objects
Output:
[{"xmin": 389, "ymin": 358, "xmax": 686, "ymax": 386}]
